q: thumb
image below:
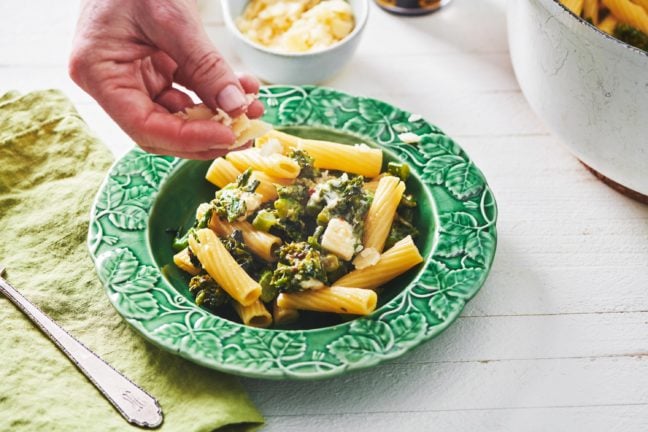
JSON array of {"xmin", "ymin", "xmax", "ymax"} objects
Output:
[{"xmin": 146, "ymin": 8, "xmax": 247, "ymax": 115}]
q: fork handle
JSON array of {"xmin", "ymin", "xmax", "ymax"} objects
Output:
[{"xmin": 0, "ymin": 277, "xmax": 163, "ymax": 428}]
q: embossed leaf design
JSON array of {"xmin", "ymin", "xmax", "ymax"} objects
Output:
[
  {"xmin": 445, "ymin": 162, "xmax": 484, "ymax": 200},
  {"xmin": 152, "ymin": 322, "xmax": 188, "ymax": 347},
  {"xmin": 433, "ymin": 231, "xmax": 465, "ymax": 258},
  {"xmin": 183, "ymin": 318, "xmax": 225, "ymax": 362},
  {"xmin": 108, "ymin": 205, "xmax": 148, "ymax": 230},
  {"xmin": 422, "ymin": 155, "xmax": 463, "ymax": 184},
  {"xmin": 388, "ymin": 312, "xmax": 426, "ymax": 345},
  {"xmin": 429, "ymin": 293, "xmax": 463, "ymax": 322},
  {"xmin": 113, "ymin": 266, "xmax": 158, "ymax": 294},
  {"xmin": 95, "ymin": 181, "xmax": 125, "ymax": 211},
  {"xmin": 444, "ymin": 269, "xmax": 483, "ymax": 299},
  {"xmin": 270, "ymin": 333, "xmax": 307, "ymax": 362},
  {"xmin": 419, "ymin": 134, "xmax": 462, "ymax": 158},
  {"xmin": 114, "ymin": 291, "xmax": 158, "ymax": 320},
  {"xmin": 125, "ymin": 185, "xmax": 156, "ymax": 209},
  {"xmin": 278, "ymin": 95, "xmax": 312, "ymax": 124},
  {"xmin": 440, "ymin": 212, "xmax": 478, "ymax": 235},
  {"xmin": 98, "ymin": 248, "xmax": 138, "ymax": 286},
  {"xmin": 114, "ymin": 155, "xmax": 151, "ymax": 176},
  {"xmin": 328, "ymin": 320, "xmax": 393, "ymax": 363},
  {"xmin": 142, "ymin": 157, "xmax": 173, "ymax": 188},
  {"xmin": 414, "ymin": 259, "xmax": 448, "ymax": 294},
  {"xmin": 465, "ymin": 231, "xmax": 496, "ymax": 267}
]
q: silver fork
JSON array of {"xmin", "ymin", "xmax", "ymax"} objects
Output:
[{"xmin": 0, "ymin": 264, "xmax": 163, "ymax": 428}]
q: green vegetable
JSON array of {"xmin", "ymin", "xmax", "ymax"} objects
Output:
[
  {"xmin": 189, "ymin": 273, "xmax": 230, "ymax": 310},
  {"xmin": 385, "ymin": 212, "xmax": 419, "ymax": 250},
  {"xmin": 171, "ymin": 207, "xmax": 213, "ymax": 251},
  {"xmin": 212, "ymin": 169, "xmax": 260, "ymax": 222},
  {"xmin": 307, "ymin": 174, "xmax": 371, "ymax": 239},
  {"xmin": 270, "ymin": 242, "xmax": 327, "ymax": 293},
  {"xmin": 387, "ymin": 162, "xmax": 410, "ymax": 181},
  {"xmin": 219, "ymin": 230, "xmax": 255, "ymax": 273},
  {"xmin": 252, "ymin": 209, "xmax": 279, "ymax": 232},
  {"xmin": 259, "ymin": 270, "xmax": 278, "ymax": 303},
  {"xmin": 614, "ymin": 23, "xmax": 648, "ymax": 52},
  {"xmin": 289, "ymin": 149, "xmax": 320, "ymax": 179}
]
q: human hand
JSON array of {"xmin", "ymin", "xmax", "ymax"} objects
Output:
[{"xmin": 69, "ymin": 0, "xmax": 264, "ymax": 159}]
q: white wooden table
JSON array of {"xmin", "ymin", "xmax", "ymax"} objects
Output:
[{"xmin": 2, "ymin": 1, "xmax": 647, "ymax": 431}]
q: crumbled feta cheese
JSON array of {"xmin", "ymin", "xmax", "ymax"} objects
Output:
[
  {"xmin": 195, "ymin": 203, "xmax": 211, "ymax": 221},
  {"xmin": 241, "ymin": 192, "xmax": 263, "ymax": 219},
  {"xmin": 300, "ymin": 278, "xmax": 325, "ymax": 290},
  {"xmin": 393, "ymin": 124, "xmax": 409, "ymax": 133},
  {"xmin": 408, "ymin": 113, "xmax": 422, "ymax": 122},
  {"xmin": 321, "ymin": 217, "xmax": 356, "ymax": 261},
  {"xmin": 398, "ymin": 132, "xmax": 421, "ymax": 144},
  {"xmin": 259, "ymin": 138, "xmax": 283, "ymax": 156},
  {"xmin": 352, "ymin": 248, "xmax": 381, "ymax": 270}
]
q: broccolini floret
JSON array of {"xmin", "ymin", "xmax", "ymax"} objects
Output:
[
  {"xmin": 270, "ymin": 242, "xmax": 327, "ymax": 293},
  {"xmin": 289, "ymin": 149, "xmax": 320, "ymax": 179},
  {"xmin": 614, "ymin": 23, "xmax": 648, "ymax": 52},
  {"xmin": 189, "ymin": 273, "xmax": 230, "ymax": 310},
  {"xmin": 211, "ymin": 169, "xmax": 261, "ymax": 222}
]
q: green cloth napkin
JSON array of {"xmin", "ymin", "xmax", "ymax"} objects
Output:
[{"xmin": 0, "ymin": 90, "xmax": 264, "ymax": 432}]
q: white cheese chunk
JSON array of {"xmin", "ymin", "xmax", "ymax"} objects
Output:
[
  {"xmin": 352, "ymin": 247, "xmax": 380, "ymax": 270},
  {"xmin": 195, "ymin": 202, "xmax": 211, "ymax": 221},
  {"xmin": 321, "ymin": 217, "xmax": 356, "ymax": 261},
  {"xmin": 408, "ymin": 113, "xmax": 422, "ymax": 122},
  {"xmin": 300, "ymin": 278, "xmax": 325, "ymax": 290},
  {"xmin": 398, "ymin": 132, "xmax": 422, "ymax": 144}
]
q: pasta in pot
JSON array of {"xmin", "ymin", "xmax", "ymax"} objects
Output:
[
  {"xmin": 170, "ymin": 128, "xmax": 425, "ymax": 328},
  {"xmin": 560, "ymin": 0, "xmax": 648, "ymax": 51}
]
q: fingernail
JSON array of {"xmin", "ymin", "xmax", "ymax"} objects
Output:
[{"xmin": 217, "ymin": 85, "xmax": 247, "ymax": 112}]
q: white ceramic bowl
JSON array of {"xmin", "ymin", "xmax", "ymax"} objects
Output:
[
  {"xmin": 221, "ymin": 0, "xmax": 369, "ymax": 85},
  {"xmin": 508, "ymin": 0, "xmax": 648, "ymax": 198}
]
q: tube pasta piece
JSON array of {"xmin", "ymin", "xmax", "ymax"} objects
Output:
[
  {"xmin": 233, "ymin": 300, "xmax": 273, "ymax": 328},
  {"xmin": 363, "ymin": 176, "xmax": 406, "ymax": 253},
  {"xmin": 603, "ymin": 0, "xmax": 648, "ymax": 34},
  {"xmin": 189, "ymin": 229, "xmax": 261, "ymax": 306},
  {"xmin": 363, "ymin": 180, "xmax": 380, "ymax": 193},
  {"xmin": 272, "ymin": 302, "xmax": 300, "ymax": 326},
  {"xmin": 173, "ymin": 248, "xmax": 200, "ymax": 275},
  {"xmin": 634, "ymin": 0, "xmax": 648, "ymax": 13},
  {"xmin": 333, "ymin": 236, "xmax": 423, "ymax": 290},
  {"xmin": 251, "ymin": 171, "xmax": 293, "ymax": 202},
  {"xmin": 562, "ymin": 0, "xmax": 584, "ymax": 14},
  {"xmin": 256, "ymin": 130, "xmax": 383, "ymax": 178},
  {"xmin": 277, "ymin": 286, "xmax": 378, "ymax": 315},
  {"xmin": 209, "ymin": 215, "xmax": 281, "ymax": 262},
  {"xmin": 226, "ymin": 147, "xmax": 301, "ymax": 178},
  {"xmin": 206, "ymin": 158, "xmax": 242, "ymax": 188},
  {"xmin": 598, "ymin": 13, "xmax": 619, "ymax": 33},
  {"xmin": 583, "ymin": 0, "xmax": 599, "ymax": 24}
]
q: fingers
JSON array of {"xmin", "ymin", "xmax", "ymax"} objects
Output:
[
  {"xmin": 154, "ymin": 87, "xmax": 194, "ymax": 113},
  {"xmin": 238, "ymin": 74, "xmax": 261, "ymax": 95},
  {"xmin": 246, "ymin": 100, "xmax": 265, "ymax": 119},
  {"xmin": 142, "ymin": 4, "xmax": 247, "ymax": 116},
  {"xmin": 96, "ymin": 79, "xmax": 236, "ymax": 156}
]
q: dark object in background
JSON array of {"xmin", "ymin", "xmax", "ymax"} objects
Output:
[{"xmin": 374, "ymin": 0, "xmax": 452, "ymax": 15}]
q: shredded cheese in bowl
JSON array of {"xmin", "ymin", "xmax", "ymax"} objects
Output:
[{"xmin": 236, "ymin": 0, "xmax": 355, "ymax": 53}]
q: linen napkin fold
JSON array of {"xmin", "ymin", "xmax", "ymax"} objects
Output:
[{"xmin": 0, "ymin": 90, "xmax": 264, "ymax": 432}]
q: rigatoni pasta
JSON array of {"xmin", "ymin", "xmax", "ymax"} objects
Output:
[
  {"xmin": 363, "ymin": 176, "xmax": 406, "ymax": 253},
  {"xmin": 172, "ymin": 128, "xmax": 423, "ymax": 328},
  {"xmin": 188, "ymin": 229, "xmax": 261, "ymax": 306},
  {"xmin": 277, "ymin": 287, "xmax": 377, "ymax": 315}
]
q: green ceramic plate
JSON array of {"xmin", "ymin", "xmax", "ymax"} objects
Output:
[{"xmin": 88, "ymin": 85, "xmax": 497, "ymax": 380}]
